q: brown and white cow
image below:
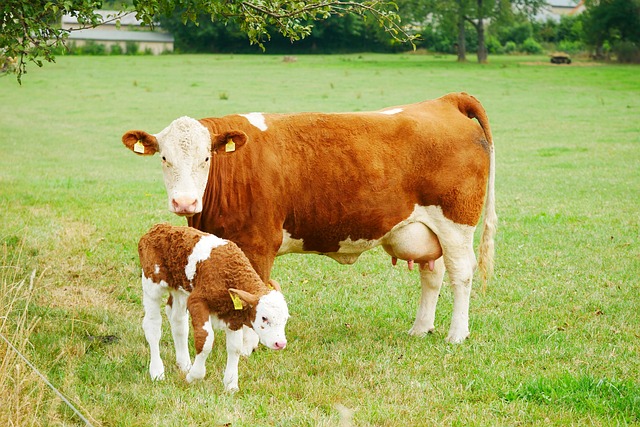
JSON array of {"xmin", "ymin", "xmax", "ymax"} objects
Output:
[{"xmin": 123, "ymin": 92, "xmax": 497, "ymax": 343}]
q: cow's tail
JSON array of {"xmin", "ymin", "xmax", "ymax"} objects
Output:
[
  {"xmin": 478, "ymin": 142, "xmax": 497, "ymax": 289},
  {"xmin": 451, "ymin": 92, "xmax": 497, "ymax": 289}
]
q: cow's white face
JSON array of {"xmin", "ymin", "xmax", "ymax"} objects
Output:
[
  {"xmin": 252, "ymin": 291, "xmax": 289, "ymax": 350},
  {"xmin": 122, "ymin": 116, "xmax": 248, "ymax": 217},
  {"xmin": 154, "ymin": 117, "xmax": 211, "ymax": 216}
]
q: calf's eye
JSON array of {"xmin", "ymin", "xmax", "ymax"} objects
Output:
[{"xmin": 262, "ymin": 316, "xmax": 268, "ymax": 323}]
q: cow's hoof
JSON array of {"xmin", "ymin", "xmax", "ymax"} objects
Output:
[
  {"xmin": 408, "ymin": 326, "xmax": 434, "ymax": 337},
  {"xmin": 149, "ymin": 371, "xmax": 165, "ymax": 381},
  {"xmin": 446, "ymin": 331, "xmax": 469, "ymax": 344}
]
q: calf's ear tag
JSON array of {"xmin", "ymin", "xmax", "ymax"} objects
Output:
[
  {"xmin": 229, "ymin": 291, "xmax": 243, "ymax": 310},
  {"xmin": 133, "ymin": 140, "xmax": 145, "ymax": 154},
  {"xmin": 225, "ymin": 138, "xmax": 236, "ymax": 153}
]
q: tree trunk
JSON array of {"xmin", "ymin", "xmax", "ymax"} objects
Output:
[
  {"xmin": 457, "ymin": 10, "xmax": 467, "ymax": 62},
  {"xmin": 476, "ymin": 0, "xmax": 487, "ymax": 63}
]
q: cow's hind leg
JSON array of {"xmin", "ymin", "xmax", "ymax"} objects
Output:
[
  {"xmin": 409, "ymin": 257, "xmax": 445, "ymax": 336},
  {"xmin": 440, "ymin": 229, "xmax": 477, "ymax": 344},
  {"xmin": 166, "ymin": 291, "xmax": 191, "ymax": 373},
  {"xmin": 141, "ymin": 274, "xmax": 167, "ymax": 380}
]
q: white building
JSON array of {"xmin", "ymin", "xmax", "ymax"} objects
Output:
[{"xmin": 61, "ymin": 10, "xmax": 174, "ymax": 54}]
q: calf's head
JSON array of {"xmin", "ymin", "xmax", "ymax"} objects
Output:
[
  {"xmin": 122, "ymin": 117, "xmax": 247, "ymax": 216},
  {"xmin": 229, "ymin": 281, "xmax": 289, "ymax": 350}
]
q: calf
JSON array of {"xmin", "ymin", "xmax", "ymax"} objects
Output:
[{"xmin": 138, "ymin": 223, "xmax": 289, "ymax": 392}]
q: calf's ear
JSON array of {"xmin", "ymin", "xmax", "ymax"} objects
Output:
[
  {"xmin": 122, "ymin": 130, "xmax": 159, "ymax": 155},
  {"xmin": 268, "ymin": 279, "xmax": 282, "ymax": 292},
  {"xmin": 228, "ymin": 288, "xmax": 259, "ymax": 309},
  {"xmin": 212, "ymin": 130, "xmax": 248, "ymax": 155}
]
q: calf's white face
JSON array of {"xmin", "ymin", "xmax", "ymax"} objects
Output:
[{"xmin": 253, "ymin": 291, "xmax": 289, "ymax": 350}]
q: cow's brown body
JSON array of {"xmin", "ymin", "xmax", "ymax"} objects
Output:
[
  {"xmin": 188, "ymin": 93, "xmax": 491, "ymax": 280},
  {"xmin": 123, "ymin": 92, "xmax": 497, "ymax": 343}
]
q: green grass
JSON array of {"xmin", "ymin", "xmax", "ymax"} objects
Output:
[{"xmin": 1, "ymin": 53, "xmax": 639, "ymax": 426}]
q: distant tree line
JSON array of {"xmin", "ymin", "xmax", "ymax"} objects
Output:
[{"xmin": 160, "ymin": 0, "xmax": 640, "ymax": 63}]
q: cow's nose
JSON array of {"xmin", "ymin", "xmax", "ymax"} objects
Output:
[
  {"xmin": 273, "ymin": 341, "xmax": 287, "ymax": 350},
  {"xmin": 172, "ymin": 197, "xmax": 197, "ymax": 214}
]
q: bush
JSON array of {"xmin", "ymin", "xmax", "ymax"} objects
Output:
[
  {"xmin": 557, "ymin": 40, "xmax": 584, "ymax": 54},
  {"xmin": 521, "ymin": 37, "xmax": 543, "ymax": 54},
  {"xmin": 125, "ymin": 41, "xmax": 139, "ymax": 55},
  {"xmin": 504, "ymin": 41, "xmax": 517, "ymax": 54},
  {"xmin": 79, "ymin": 41, "xmax": 106, "ymax": 55},
  {"xmin": 110, "ymin": 44, "xmax": 123, "ymax": 55},
  {"xmin": 486, "ymin": 36, "xmax": 504, "ymax": 54},
  {"xmin": 614, "ymin": 41, "xmax": 640, "ymax": 63}
]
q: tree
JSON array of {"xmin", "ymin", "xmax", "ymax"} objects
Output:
[
  {"xmin": 430, "ymin": 0, "xmax": 545, "ymax": 63},
  {"xmin": 582, "ymin": 0, "xmax": 640, "ymax": 61},
  {"xmin": 1, "ymin": 0, "xmax": 415, "ymax": 83}
]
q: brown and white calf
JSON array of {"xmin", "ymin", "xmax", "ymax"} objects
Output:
[
  {"xmin": 138, "ymin": 223, "xmax": 289, "ymax": 392},
  {"xmin": 124, "ymin": 92, "xmax": 497, "ymax": 344}
]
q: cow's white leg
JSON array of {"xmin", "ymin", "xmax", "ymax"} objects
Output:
[
  {"xmin": 142, "ymin": 274, "xmax": 167, "ymax": 380},
  {"xmin": 186, "ymin": 318, "xmax": 214, "ymax": 383},
  {"xmin": 166, "ymin": 291, "xmax": 191, "ymax": 373},
  {"xmin": 442, "ymin": 237, "xmax": 477, "ymax": 344},
  {"xmin": 241, "ymin": 325, "xmax": 259, "ymax": 357},
  {"xmin": 409, "ymin": 257, "xmax": 446, "ymax": 336},
  {"xmin": 223, "ymin": 329, "xmax": 243, "ymax": 393}
]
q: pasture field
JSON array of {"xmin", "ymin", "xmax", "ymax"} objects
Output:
[{"xmin": 1, "ymin": 53, "xmax": 639, "ymax": 426}]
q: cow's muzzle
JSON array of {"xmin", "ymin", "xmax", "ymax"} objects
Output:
[{"xmin": 171, "ymin": 197, "xmax": 198, "ymax": 216}]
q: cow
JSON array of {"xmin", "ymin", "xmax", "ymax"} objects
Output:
[
  {"xmin": 138, "ymin": 223, "xmax": 289, "ymax": 392},
  {"xmin": 123, "ymin": 92, "xmax": 497, "ymax": 344}
]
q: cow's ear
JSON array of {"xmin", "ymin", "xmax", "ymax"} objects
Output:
[
  {"xmin": 122, "ymin": 130, "xmax": 159, "ymax": 156},
  {"xmin": 229, "ymin": 288, "xmax": 259, "ymax": 309},
  {"xmin": 212, "ymin": 131, "xmax": 248, "ymax": 155}
]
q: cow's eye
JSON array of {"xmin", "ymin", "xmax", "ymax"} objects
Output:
[
  {"xmin": 161, "ymin": 156, "xmax": 167, "ymax": 162},
  {"xmin": 262, "ymin": 316, "xmax": 268, "ymax": 323},
  {"xmin": 205, "ymin": 157, "xmax": 210, "ymax": 162}
]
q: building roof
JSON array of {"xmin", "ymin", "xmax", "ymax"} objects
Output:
[
  {"xmin": 62, "ymin": 10, "xmax": 152, "ymax": 27},
  {"xmin": 67, "ymin": 29, "xmax": 173, "ymax": 43}
]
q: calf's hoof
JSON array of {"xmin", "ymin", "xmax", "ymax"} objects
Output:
[
  {"xmin": 186, "ymin": 367, "xmax": 205, "ymax": 383},
  {"xmin": 149, "ymin": 362, "xmax": 165, "ymax": 381}
]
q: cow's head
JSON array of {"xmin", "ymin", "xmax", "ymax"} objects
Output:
[{"xmin": 122, "ymin": 116, "xmax": 247, "ymax": 216}]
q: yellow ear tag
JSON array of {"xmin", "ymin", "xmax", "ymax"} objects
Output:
[
  {"xmin": 229, "ymin": 291, "xmax": 243, "ymax": 310},
  {"xmin": 267, "ymin": 282, "xmax": 274, "ymax": 290},
  {"xmin": 225, "ymin": 138, "xmax": 236, "ymax": 153},
  {"xmin": 133, "ymin": 140, "xmax": 145, "ymax": 154}
]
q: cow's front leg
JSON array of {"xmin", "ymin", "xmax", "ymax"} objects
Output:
[
  {"xmin": 186, "ymin": 298, "xmax": 213, "ymax": 383},
  {"xmin": 166, "ymin": 291, "xmax": 191, "ymax": 373},
  {"xmin": 223, "ymin": 328, "xmax": 244, "ymax": 393},
  {"xmin": 141, "ymin": 274, "xmax": 167, "ymax": 380},
  {"xmin": 409, "ymin": 257, "xmax": 446, "ymax": 336}
]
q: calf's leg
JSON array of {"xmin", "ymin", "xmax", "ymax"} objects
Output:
[
  {"xmin": 409, "ymin": 257, "xmax": 446, "ymax": 336},
  {"xmin": 141, "ymin": 274, "xmax": 167, "ymax": 380},
  {"xmin": 166, "ymin": 291, "xmax": 191, "ymax": 373},
  {"xmin": 186, "ymin": 298, "xmax": 213, "ymax": 383},
  {"xmin": 241, "ymin": 326, "xmax": 259, "ymax": 356},
  {"xmin": 223, "ymin": 328, "xmax": 244, "ymax": 393}
]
